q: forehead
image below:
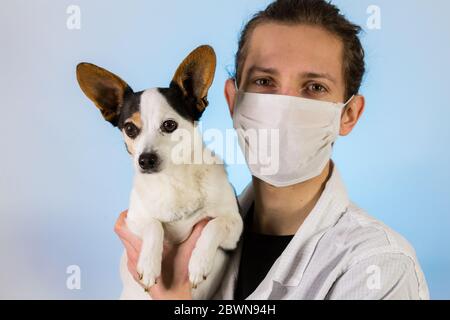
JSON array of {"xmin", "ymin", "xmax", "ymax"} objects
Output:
[
  {"xmin": 244, "ymin": 23, "xmax": 344, "ymax": 81},
  {"xmin": 139, "ymin": 89, "xmax": 177, "ymax": 121},
  {"xmin": 119, "ymin": 88, "xmax": 178, "ymax": 127}
]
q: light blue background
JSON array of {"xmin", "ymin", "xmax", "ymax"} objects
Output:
[{"xmin": 0, "ymin": 0, "xmax": 449, "ymax": 299}]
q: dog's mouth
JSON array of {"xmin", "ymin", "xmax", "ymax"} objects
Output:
[{"xmin": 139, "ymin": 167, "xmax": 161, "ymax": 174}]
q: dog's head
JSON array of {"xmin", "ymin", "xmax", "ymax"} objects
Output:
[{"xmin": 76, "ymin": 45, "xmax": 216, "ymax": 174}]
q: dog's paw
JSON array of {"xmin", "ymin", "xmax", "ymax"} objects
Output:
[
  {"xmin": 136, "ymin": 251, "xmax": 161, "ymax": 289},
  {"xmin": 188, "ymin": 248, "xmax": 215, "ymax": 288}
]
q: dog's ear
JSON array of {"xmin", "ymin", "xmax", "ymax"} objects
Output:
[
  {"xmin": 171, "ymin": 45, "xmax": 216, "ymax": 114},
  {"xmin": 76, "ymin": 63, "xmax": 132, "ymax": 126}
]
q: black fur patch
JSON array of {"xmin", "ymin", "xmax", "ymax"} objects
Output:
[
  {"xmin": 158, "ymin": 82, "xmax": 204, "ymax": 122},
  {"xmin": 117, "ymin": 90, "xmax": 143, "ymax": 129}
]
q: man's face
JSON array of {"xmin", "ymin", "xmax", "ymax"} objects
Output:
[{"xmin": 240, "ymin": 23, "xmax": 346, "ymax": 103}]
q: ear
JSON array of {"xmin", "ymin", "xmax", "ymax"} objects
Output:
[
  {"xmin": 224, "ymin": 78, "xmax": 237, "ymax": 117},
  {"xmin": 340, "ymin": 95, "xmax": 365, "ymax": 136},
  {"xmin": 171, "ymin": 45, "xmax": 216, "ymax": 114},
  {"xmin": 76, "ymin": 63, "xmax": 132, "ymax": 126}
]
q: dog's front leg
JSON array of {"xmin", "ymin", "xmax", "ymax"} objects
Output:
[
  {"xmin": 188, "ymin": 214, "xmax": 242, "ymax": 287},
  {"xmin": 136, "ymin": 218, "xmax": 164, "ymax": 289}
]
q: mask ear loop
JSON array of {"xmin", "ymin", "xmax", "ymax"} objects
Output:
[
  {"xmin": 339, "ymin": 95, "xmax": 356, "ymax": 126},
  {"xmin": 232, "ymin": 78, "xmax": 241, "ymax": 114},
  {"xmin": 341, "ymin": 94, "xmax": 355, "ymax": 113},
  {"xmin": 343, "ymin": 94, "xmax": 355, "ymax": 107},
  {"xmin": 233, "ymin": 78, "xmax": 240, "ymax": 92}
]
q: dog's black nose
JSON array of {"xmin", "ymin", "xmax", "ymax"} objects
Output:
[{"xmin": 138, "ymin": 152, "xmax": 159, "ymax": 171}]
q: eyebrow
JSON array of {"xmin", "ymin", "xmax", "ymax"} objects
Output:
[
  {"xmin": 245, "ymin": 65, "xmax": 337, "ymax": 84},
  {"xmin": 301, "ymin": 72, "xmax": 337, "ymax": 84},
  {"xmin": 246, "ymin": 65, "xmax": 279, "ymax": 77}
]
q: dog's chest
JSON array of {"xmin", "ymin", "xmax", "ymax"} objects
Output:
[
  {"xmin": 162, "ymin": 211, "xmax": 206, "ymax": 243},
  {"xmin": 128, "ymin": 173, "xmax": 207, "ymax": 237}
]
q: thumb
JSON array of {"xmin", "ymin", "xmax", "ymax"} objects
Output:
[{"xmin": 181, "ymin": 218, "xmax": 211, "ymax": 255}]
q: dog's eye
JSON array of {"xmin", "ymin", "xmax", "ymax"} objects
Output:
[
  {"xmin": 124, "ymin": 123, "xmax": 139, "ymax": 139},
  {"xmin": 161, "ymin": 119, "xmax": 178, "ymax": 133}
]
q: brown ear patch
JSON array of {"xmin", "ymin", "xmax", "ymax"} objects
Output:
[
  {"xmin": 172, "ymin": 45, "xmax": 216, "ymax": 113},
  {"xmin": 76, "ymin": 63, "xmax": 131, "ymax": 126}
]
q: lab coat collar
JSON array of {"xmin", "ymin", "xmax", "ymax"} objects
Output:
[{"xmin": 217, "ymin": 161, "xmax": 350, "ymax": 299}]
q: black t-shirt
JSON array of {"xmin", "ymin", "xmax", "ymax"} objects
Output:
[{"xmin": 234, "ymin": 202, "xmax": 295, "ymax": 300}]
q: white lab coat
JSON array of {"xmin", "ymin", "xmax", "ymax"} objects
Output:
[{"xmin": 213, "ymin": 164, "xmax": 429, "ymax": 300}]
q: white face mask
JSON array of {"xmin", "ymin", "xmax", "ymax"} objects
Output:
[{"xmin": 232, "ymin": 91, "xmax": 353, "ymax": 187}]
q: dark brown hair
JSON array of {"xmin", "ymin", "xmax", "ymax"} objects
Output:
[{"xmin": 234, "ymin": 0, "xmax": 365, "ymax": 100}]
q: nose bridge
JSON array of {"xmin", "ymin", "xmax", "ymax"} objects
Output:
[
  {"xmin": 279, "ymin": 87, "xmax": 299, "ymax": 97},
  {"xmin": 137, "ymin": 96, "xmax": 162, "ymax": 155},
  {"xmin": 136, "ymin": 123, "xmax": 158, "ymax": 155},
  {"xmin": 278, "ymin": 72, "xmax": 301, "ymax": 97}
]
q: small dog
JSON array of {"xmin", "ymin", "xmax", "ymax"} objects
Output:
[{"xmin": 76, "ymin": 45, "xmax": 243, "ymax": 299}]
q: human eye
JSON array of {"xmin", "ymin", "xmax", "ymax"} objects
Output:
[
  {"xmin": 308, "ymin": 83, "xmax": 328, "ymax": 93},
  {"xmin": 254, "ymin": 77, "xmax": 274, "ymax": 87},
  {"xmin": 303, "ymin": 82, "xmax": 329, "ymax": 98}
]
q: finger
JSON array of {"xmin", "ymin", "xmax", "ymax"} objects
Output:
[
  {"xmin": 148, "ymin": 277, "xmax": 165, "ymax": 298},
  {"xmin": 114, "ymin": 210, "xmax": 130, "ymax": 240},
  {"xmin": 117, "ymin": 228, "xmax": 142, "ymax": 253},
  {"xmin": 114, "ymin": 210, "xmax": 128, "ymax": 233},
  {"xmin": 191, "ymin": 217, "xmax": 211, "ymax": 240},
  {"xmin": 127, "ymin": 259, "xmax": 141, "ymax": 283},
  {"xmin": 121, "ymin": 238, "xmax": 139, "ymax": 264},
  {"xmin": 181, "ymin": 217, "xmax": 212, "ymax": 253},
  {"xmin": 114, "ymin": 213, "xmax": 142, "ymax": 253},
  {"xmin": 162, "ymin": 240, "xmax": 175, "ymax": 260}
]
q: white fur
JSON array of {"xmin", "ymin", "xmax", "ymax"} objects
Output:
[{"xmin": 120, "ymin": 89, "xmax": 243, "ymax": 299}]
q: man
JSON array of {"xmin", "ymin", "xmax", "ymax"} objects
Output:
[{"xmin": 115, "ymin": 0, "xmax": 429, "ymax": 299}]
